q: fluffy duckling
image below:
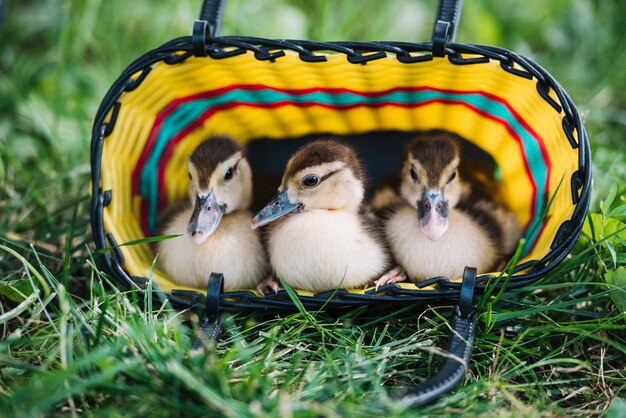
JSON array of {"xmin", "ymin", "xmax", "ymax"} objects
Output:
[
  {"xmin": 373, "ymin": 132, "xmax": 521, "ymax": 286},
  {"xmin": 251, "ymin": 140, "xmax": 397, "ymax": 294},
  {"xmin": 157, "ymin": 135, "xmax": 269, "ymax": 291}
]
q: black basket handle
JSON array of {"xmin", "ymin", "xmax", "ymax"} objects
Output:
[
  {"xmin": 432, "ymin": 0, "xmax": 463, "ymax": 57},
  {"xmin": 0, "ymin": 0, "xmax": 7, "ymax": 34},
  {"xmin": 192, "ymin": 273, "xmax": 225, "ymax": 350},
  {"xmin": 400, "ymin": 267, "xmax": 477, "ymax": 406},
  {"xmin": 196, "ymin": 0, "xmax": 463, "ymax": 57},
  {"xmin": 199, "ymin": 0, "xmax": 226, "ymax": 37},
  {"xmin": 194, "ymin": 268, "xmax": 478, "ymax": 406}
]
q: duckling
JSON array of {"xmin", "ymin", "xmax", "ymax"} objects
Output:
[
  {"xmin": 251, "ymin": 139, "xmax": 398, "ymax": 294},
  {"xmin": 372, "ymin": 131, "xmax": 521, "ymax": 287},
  {"xmin": 157, "ymin": 135, "xmax": 269, "ymax": 291}
]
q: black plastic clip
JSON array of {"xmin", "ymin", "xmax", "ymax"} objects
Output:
[
  {"xmin": 192, "ymin": 20, "xmax": 209, "ymax": 57},
  {"xmin": 347, "ymin": 51, "xmax": 387, "ymax": 64},
  {"xmin": 432, "ymin": 20, "xmax": 451, "ymax": 57},
  {"xmin": 102, "ymin": 102, "xmax": 121, "ymax": 137},
  {"xmin": 551, "ymin": 220, "xmax": 571, "ymax": 249},
  {"xmin": 431, "ymin": 0, "xmax": 463, "ymax": 57},
  {"xmin": 102, "ymin": 189, "xmax": 112, "ymax": 207},
  {"xmin": 458, "ymin": 266, "xmax": 477, "ymax": 320},
  {"xmin": 536, "ymin": 82, "xmax": 562, "ymax": 113},
  {"xmin": 124, "ymin": 67, "xmax": 152, "ymax": 92},
  {"xmin": 570, "ymin": 170, "xmax": 582, "ymax": 205},
  {"xmin": 192, "ymin": 273, "xmax": 224, "ymax": 351}
]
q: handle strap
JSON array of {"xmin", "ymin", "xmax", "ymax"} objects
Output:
[
  {"xmin": 194, "ymin": 0, "xmax": 462, "ymax": 58},
  {"xmin": 0, "ymin": 0, "xmax": 6, "ymax": 33},
  {"xmin": 193, "ymin": 0, "xmax": 226, "ymax": 56},
  {"xmin": 400, "ymin": 267, "xmax": 477, "ymax": 406},
  {"xmin": 192, "ymin": 273, "xmax": 224, "ymax": 350},
  {"xmin": 432, "ymin": 0, "xmax": 463, "ymax": 57},
  {"xmin": 199, "ymin": 0, "xmax": 226, "ymax": 37},
  {"xmin": 191, "ymin": 269, "xmax": 477, "ymax": 405}
]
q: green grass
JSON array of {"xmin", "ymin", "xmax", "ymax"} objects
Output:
[{"xmin": 1, "ymin": 0, "xmax": 625, "ymax": 416}]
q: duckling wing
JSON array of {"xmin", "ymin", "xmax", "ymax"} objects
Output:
[
  {"xmin": 370, "ymin": 173, "xmax": 405, "ymax": 217},
  {"xmin": 457, "ymin": 179, "xmax": 522, "ymax": 258}
]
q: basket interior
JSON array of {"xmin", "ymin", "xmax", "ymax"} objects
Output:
[{"xmin": 98, "ymin": 51, "xmax": 580, "ymax": 295}]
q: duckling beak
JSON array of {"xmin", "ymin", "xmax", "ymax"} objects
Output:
[
  {"xmin": 417, "ymin": 189, "xmax": 449, "ymax": 241},
  {"xmin": 187, "ymin": 190, "xmax": 225, "ymax": 245},
  {"xmin": 251, "ymin": 189, "xmax": 302, "ymax": 229}
]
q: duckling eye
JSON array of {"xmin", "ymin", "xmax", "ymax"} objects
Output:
[
  {"xmin": 223, "ymin": 167, "xmax": 234, "ymax": 181},
  {"xmin": 447, "ymin": 171, "xmax": 457, "ymax": 184},
  {"xmin": 188, "ymin": 172, "xmax": 192, "ymax": 180},
  {"xmin": 302, "ymin": 174, "xmax": 320, "ymax": 188},
  {"xmin": 410, "ymin": 166, "xmax": 420, "ymax": 183}
]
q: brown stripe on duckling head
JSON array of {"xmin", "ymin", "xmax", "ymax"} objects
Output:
[
  {"xmin": 189, "ymin": 135, "xmax": 243, "ymax": 189},
  {"xmin": 283, "ymin": 139, "xmax": 364, "ymax": 185},
  {"xmin": 406, "ymin": 131, "xmax": 460, "ymax": 186}
]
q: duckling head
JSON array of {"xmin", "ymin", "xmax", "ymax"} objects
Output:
[
  {"xmin": 251, "ymin": 140, "xmax": 364, "ymax": 229},
  {"xmin": 187, "ymin": 135, "xmax": 252, "ymax": 244},
  {"xmin": 400, "ymin": 134, "xmax": 462, "ymax": 241}
]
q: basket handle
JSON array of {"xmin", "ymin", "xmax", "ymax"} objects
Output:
[
  {"xmin": 432, "ymin": 0, "xmax": 463, "ymax": 57},
  {"xmin": 192, "ymin": 273, "xmax": 224, "ymax": 350},
  {"xmin": 194, "ymin": 269, "xmax": 478, "ymax": 406},
  {"xmin": 199, "ymin": 0, "xmax": 226, "ymax": 37},
  {"xmin": 399, "ymin": 267, "xmax": 477, "ymax": 406},
  {"xmin": 197, "ymin": 0, "xmax": 463, "ymax": 56}
]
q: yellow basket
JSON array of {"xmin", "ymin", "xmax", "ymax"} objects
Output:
[{"xmin": 90, "ymin": 6, "xmax": 590, "ymax": 311}]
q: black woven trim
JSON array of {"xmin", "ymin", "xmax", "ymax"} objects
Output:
[{"xmin": 89, "ymin": 36, "xmax": 592, "ymax": 311}]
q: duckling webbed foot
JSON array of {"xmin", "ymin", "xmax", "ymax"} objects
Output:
[
  {"xmin": 257, "ymin": 275, "xmax": 283, "ymax": 295},
  {"xmin": 373, "ymin": 266, "xmax": 407, "ymax": 291}
]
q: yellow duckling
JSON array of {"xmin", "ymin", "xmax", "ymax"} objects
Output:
[
  {"xmin": 252, "ymin": 139, "xmax": 399, "ymax": 294},
  {"xmin": 373, "ymin": 132, "xmax": 521, "ymax": 287},
  {"xmin": 157, "ymin": 135, "xmax": 269, "ymax": 291}
]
